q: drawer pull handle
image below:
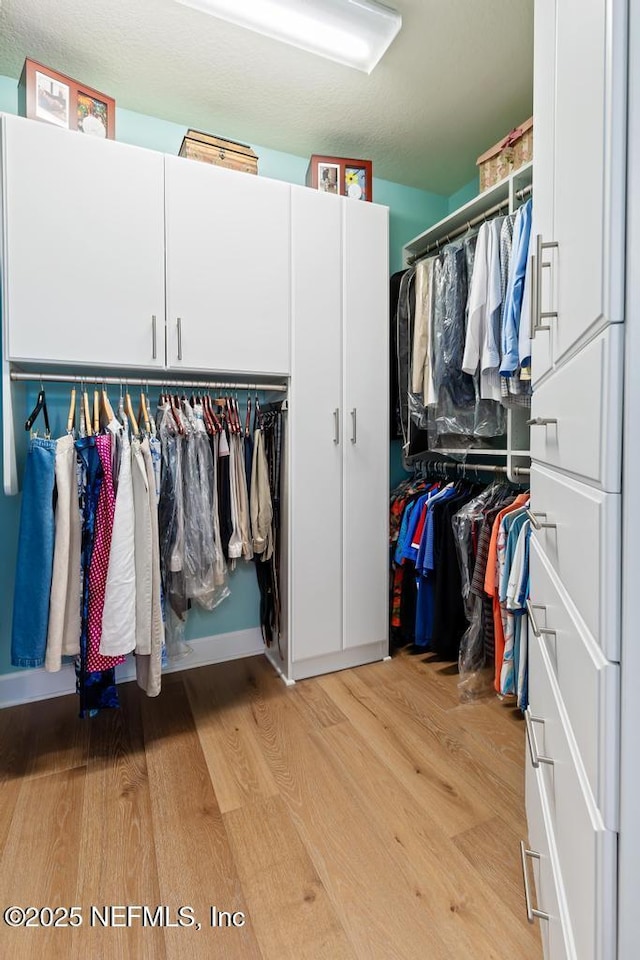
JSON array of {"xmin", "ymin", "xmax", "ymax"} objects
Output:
[
  {"xmin": 333, "ymin": 408, "xmax": 340, "ymax": 445},
  {"xmin": 526, "ymin": 510, "xmax": 557, "ymax": 531},
  {"xmin": 526, "ymin": 600, "xmax": 557, "ymax": 639},
  {"xmin": 526, "ymin": 417, "xmax": 558, "ymax": 426},
  {"xmin": 525, "ymin": 709, "xmax": 554, "ymax": 768},
  {"xmin": 520, "ymin": 840, "xmax": 551, "ymax": 923},
  {"xmin": 351, "ymin": 408, "xmax": 357, "ymax": 444}
]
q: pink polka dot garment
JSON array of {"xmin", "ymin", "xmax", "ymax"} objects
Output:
[{"xmin": 87, "ymin": 434, "xmax": 126, "ymax": 672}]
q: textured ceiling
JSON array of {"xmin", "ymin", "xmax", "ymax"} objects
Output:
[{"xmin": 0, "ymin": 0, "xmax": 533, "ymax": 194}]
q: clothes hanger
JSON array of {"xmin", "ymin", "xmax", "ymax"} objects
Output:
[
  {"xmin": 139, "ymin": 389, "xmax": 151, "ymax": 435},
  {"xmin": 66, "ymin": 386, "xmax": 76, "ymax": 435},
  {"xmin": 92, "ymin": 384, "xmax": 100, "ymax": 435},
  {"xmin": 25, "ymin": 382, "xmax": 51, "ymax": 438},
  {"xmin": 245, "ymin": 391, "xmax": 252, "ymax": 438},
  {"xmin": 82, "ymin": 382, "xmax": 93, "ymax": 437},
  {"xmin": 124, "ymin": 383, "xmax": 140, "ymax": 437},
  {"xmin": 100, "ymin": 383, "xmax": 115, "ymax": 427}
]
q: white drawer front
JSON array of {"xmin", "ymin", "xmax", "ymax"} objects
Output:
[
  {"xmin": 527, "ymin": 632, "xmax": 617, "ymax": 960},
  {"xmin": 530, "ymin": 464, "xmax": 621, "ymax": 662},
  {"xmin": 530, "ymin": 325, "xmax": 623, "ymax": 491},
  {"xmin": 529, "ymin": 537, "xmax": 619, "ymax": 829},
  {"xmin": 525, "ymin": 757, "xmax": 576, "ymax": 960}
]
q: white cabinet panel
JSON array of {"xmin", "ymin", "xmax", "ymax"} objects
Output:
[
  {"xmin": 529, "ymin": 536, "xmax": 620, "ymax": 828},
  {"xmin": 530, "ymin": 325, "xmax": 623, "ymax": 491},
  {"xmin": 1, "ymin": 115, "xmax": 165, "ymax": 368},
  {"xmin": 528, "ymin": 631, "xmax": 617, "ymax": 960},
  {"xmin": 553, "ymin": 0, "xmax": 610, "ymax": 361},
  {"xmin": 343, "ymin": 200, "xmax": 389, "ymax": 650},
  {"xmin": 531, "ymin": 0, "xmax": 556, "ymax": 386},
  {"xmin": 525, "ymin": 756, "xmax": 576, "ymax": 960},
  {"xmin": 289, "ymin": 187, "xmax": 343, "ymax": 662},
  {"xmin": 530, "ymin": 464, "xmax": 621, "ymax": 660},
  {"xmin": 165, "ymin": 155, "xmax": 290, "ymax": 375}
]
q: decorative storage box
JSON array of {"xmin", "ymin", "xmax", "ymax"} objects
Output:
[
  {"xmin": 306, "ymin": 154, "xmax": 373, "ymax": 202},
  {"xmin": 179, "ymin": 129, "xmax": 258, "ymax": 175},
  {"xmin": 476, "ymin": 117, "xmax": 533, "ymax": 191}
]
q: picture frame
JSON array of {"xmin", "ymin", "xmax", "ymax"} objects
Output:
[
  {"xmin": 306, "ymin": 154, "xmax": 373, "ymax": 202},
  {"xmin": 18, "ymin": 58, "xmax": 116, "ymax": 140}
]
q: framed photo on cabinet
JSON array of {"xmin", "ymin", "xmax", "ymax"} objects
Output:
[
  {"xmin": 306, "ymin": 155, "xmax": 373, "ymax": 202},
  {"xmin": 18, "ymin": 58, "xmax": 116, "ymax": 139}
]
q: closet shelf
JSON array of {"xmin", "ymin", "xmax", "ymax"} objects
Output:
[{"xmin": 404, "ymin": 161, "xmax": 533, "ymax": 264}]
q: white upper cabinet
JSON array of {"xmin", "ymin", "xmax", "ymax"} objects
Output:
[
  {"xmin": 342, "ymin": 199, "xmax": 389, "ymax": 651},
  {"xmin": 165, "ymin": 155, "xmax": 291, "ymax": 375},
  {"xmin": 1, "ymin": 114, "xmax": 165, "ymax": 368},
  {"xmin": 531, "ymin": 0, "xmax": 556, "ymax": 386},
  {"xmin": 534, "ymin": 0, "xmax": 627, "ymax": 371}
]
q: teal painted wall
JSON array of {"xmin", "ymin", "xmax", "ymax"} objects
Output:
[
  {"xmin": 0, "ymin": 74, "xmax": 450, "ymax": 676},
  {"xmin": 448, "ymin": 176, "xmax": 479, "ymax": 213}
]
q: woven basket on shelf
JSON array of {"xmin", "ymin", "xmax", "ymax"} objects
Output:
[{"xmin": 476, "ymin": 117, "xmax": 533, "ymax": 192}]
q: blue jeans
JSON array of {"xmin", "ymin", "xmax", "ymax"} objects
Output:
[{"xmin": 11, "ymin": 438, "xmax": 57, "ymax": 668}]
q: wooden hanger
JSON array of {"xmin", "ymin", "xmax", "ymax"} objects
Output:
[
  {"xmin": 245, "ymin": 393, "xmax": 252, "ymax": 438},
  {"xmin": 124, "ymin": 387, "xmax": 139, "ymax": 437},
  {"xmin": 100, "ymin": 386, "xmax": 115, "ymax": 427},
  {"xmin": 83, "ymin": 385, "xmax": 93, "ymax": 437},
  {"xmin": 66, "ymin": 387, "xmax": 76, "ymax": 434},
  {"xmin": 139, "ymin": 389, "xmax": 151, "ymax": 435},
  {"xmin": 93, "ymin": 387, "xmax": 100, "ymax": 434}
]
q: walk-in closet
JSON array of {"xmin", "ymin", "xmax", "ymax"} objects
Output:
[{"xmin": 0, "ymin": 1, "xmax": 635, "ymax": 958}]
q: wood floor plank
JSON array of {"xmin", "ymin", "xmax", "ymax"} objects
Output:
[
  {"xmin": 355, "ymin": 660, "xmax": 526, "ymax": 823},
  {"xmin": 140, "ymin": 678, "xmax": 263, "ymax": 960},
  {"xmin": 224, "ymin": 794, "xmax": 356, "ymax": 960},
  {"xmin": 71, "ymin": 683, "xmax": 166, "ymax": 960},
  {"xmin": 0, "ymin": 691, "xmax": 89, "ymax": 781},
  {"xmin": 184, "ymin": 664, "xmax": 279, "ymax": 815},
  {"xmin": 318, "ymin": 670, "xmax": 494, "ymax": 837},
  {"xmin": 291, "ymin": 678, "xmax": 348, "ymax": 730},
  {"xmin": 453, "ymin": 815, "xmax": 536, "ymax": 926},
  {"xmin": 236, "ymin": 665, "xmax": 456, "ymax": 960},
  {"xmin": 0, "ymin": 767, "xmax": 85, "ymax": 959},
  {"xmin": 318, "ymin": 719, "xmax": 541, "ymax": 960}
]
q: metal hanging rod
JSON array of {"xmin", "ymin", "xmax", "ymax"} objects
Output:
[
  {"xmin": 10, "ymin": 372, "xmax": 288, "ymax": 393},
  {"xmin": 408, "ymin": 198, "xmax": 509, "ymax": 263},
  {"xmin": 408, "ymin": 182, "xmax": 534, "ymax": 264},
  {"xmin": 414, "ymin": 459, "xmax": 530, "ymax": 478}
]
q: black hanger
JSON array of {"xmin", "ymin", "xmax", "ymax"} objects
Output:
[{"xmin": 25, "ymin": 388, "xmax": 50, "ymax": 436}]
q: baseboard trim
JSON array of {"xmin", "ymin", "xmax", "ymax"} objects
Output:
[
  {"xmin": 0, "ymin": 628, "xmax": 266, "ymax": 709},
  {"xmin": 291, "ymin": 640, "xmax": 387, "ymax": 681}
]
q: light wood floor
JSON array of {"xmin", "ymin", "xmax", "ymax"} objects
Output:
[{"xmin": 0, "ymin": 650, "xmax": 541, "ymax": 960}]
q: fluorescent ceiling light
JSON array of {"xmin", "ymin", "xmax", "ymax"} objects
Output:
[{"xmin": 174, "ymin": 0, "xmax": 402, "ymax": 73}]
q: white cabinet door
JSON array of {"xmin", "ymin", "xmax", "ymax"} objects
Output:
[
  {"xmin": 552, "ymin": 0, "xmax": 626, "ymax": 363},
  {"xmin": 1, "ymin": 115, "xmax": 165, "ymax": 368},
  {"xmin": 165, "ymin": 155, "xmax": 290, "ymax": 375},
  {"xmin": 343, "ymin": 200, "xmax": 389, "ymax": 650},
  {"xmin": 531, "ymin": 0, "xmax": 556, "ymax": 386},
  {"xmin": 289, "ymin": 187, "xmax": 343, "ymax": 663}
]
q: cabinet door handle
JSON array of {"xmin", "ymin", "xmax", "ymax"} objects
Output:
[
  {"xmin": 177, "ymin": 317, "xmax": 183, "ymax": 361},
  {"xmin": 333, "ymin": 408, "xmax": 340, "ymax": 445},
  {"xmin": 526, "ymin": 600, "xmax": 557, "ymax": 639},
  {"xmin": 520, "ymin": 841, "xmax": 551, "ymax": 923},
  {"xmin": 350, "ymin": 408, "xmax": 357, "ymax": 444},
  {"xmin": 529, "ymin": 253, "xmax": 538, "ymax": 340},
  {"xmin": 152, "ymin": 315, "xmax": 157, "ymax": 359},
  {"xmin": 535, "ymin": 234, "xmax": 558, "ymax": 329},
  {"xmin": 526, "ymin": 417, "xmax": 557, "ymax": 427},
  {"xmin": 526, "ymin": 509, "xmax": 557, "ymax": 531},
  {"xmin": 524, "ymin": 710, "xmax": 554, "ymax": 768}
]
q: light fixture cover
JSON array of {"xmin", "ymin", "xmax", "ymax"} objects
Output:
[{"xmin": 174, "ymin": 0, "xmax": 402, "ymax": 73}]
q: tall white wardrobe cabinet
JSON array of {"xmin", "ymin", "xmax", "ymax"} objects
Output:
[
  {"xmin": 526, "ymin": 1, "xmax": 627, "ymax": 958},
  {"xmin": 0, "ymin": 112, "xmax": 390, "ymax": 688}
]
